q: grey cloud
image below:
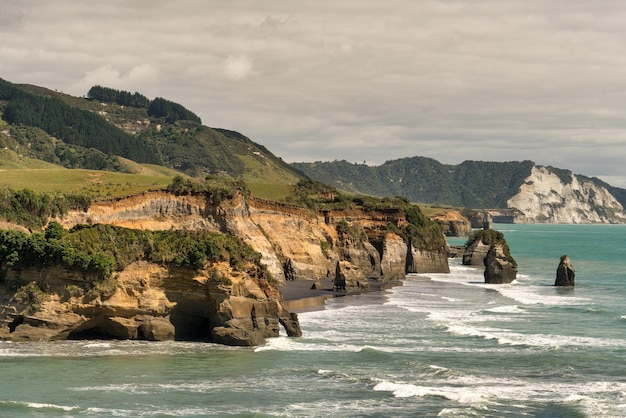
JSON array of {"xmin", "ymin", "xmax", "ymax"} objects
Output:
[{"xmin": 3, "ymin": 0, "xmax": 626, "ymax": 186}]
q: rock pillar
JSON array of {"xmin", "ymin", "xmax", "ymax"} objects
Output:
[
  {"xmin": 555, "ymin": 255, "xmax": 575, "ymax": 286},
  {"xmin": 483, "ymin": 244, "xmax": 518, "ymax": 284}
]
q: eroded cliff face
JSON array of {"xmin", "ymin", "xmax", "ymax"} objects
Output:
[
  {"xmin": 507, "ymin": 166, "xmax": 626, "ymax": 223},
  {"xmin": 55, "ymin": 192, "xmax": 449, "ymax": 289},
  {"xmin": 431, "ymin": 209, "xmax": 472, "ymax": 237},
  {"xmin": 0, "ymin": 191, "xmax": 450, "ymax": 345},
  {"xmin": 0, "ymin": 261, "xmax": 300, "ymax": 346}
]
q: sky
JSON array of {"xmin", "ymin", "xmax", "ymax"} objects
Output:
[{"xmin": 3, "ymin": 1, "xmax": 626, "ymax": 186}]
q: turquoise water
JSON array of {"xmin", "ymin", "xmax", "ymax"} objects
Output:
[{"xmin": 1, "ymin": 224, "xmax": 626, "ymax": 417}]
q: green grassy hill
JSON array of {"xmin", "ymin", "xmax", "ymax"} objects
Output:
[
  {"xmin": 0, "ymin": 77, "xmax": 305, "ymax": 200},
  {"xmin": 0, "ymin": 149, "xmax": 174, "ymax": 197}
]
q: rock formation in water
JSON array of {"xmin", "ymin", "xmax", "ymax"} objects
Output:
[
  {"xmin": 483, "ymin": 244, "xmax": 518, "ymax": 284},
  {"xmin": 554, "ymin": 255, "xmax": 575, "ymax": 286},
  {"xmin": 462, "ymin": 229, "xmax": 517, "ymax": 284},
  {"xmin": 462, "ymin": 237, "xmax": 490, "ymax": 266}
]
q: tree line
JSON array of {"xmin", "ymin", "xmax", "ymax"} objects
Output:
[
  {"xmin": 0, "ymin": 78, "xmax": 160, "ymax": 164},
  {"xmin": 87, "ymin": 85, "xmax": 201, "ymax": 124}
]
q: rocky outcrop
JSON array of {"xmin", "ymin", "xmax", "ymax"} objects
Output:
[
  {"xmin": 0, "ymin": 261, "xmax": 301, "ymax": 346},
  {"xmin": 378, "ymin": 232, "xmax": 408, "ymax": 282},
  {"xmin": 483, "ymin": 244, "xmax": 518, "ymax": 284},
  {"xmin": 432, "ymin": 209, "xmax": 472, "ymax": 237},
  {"xmin": 555, "ymin": 255, "xmax": 575, "ymax": 286},
  {"xmin": 53, "ymin": 193, "xmax": 449, "ymax": 289},
  {"xmin": 507, "ymin": 166, "xmax": 626, "ymax": 223},
  {"xmin": 462, "ymin": 239, "xmax": 490, "ymax": 266},
  {"xmin": 221, "ymin": 197, "xmax": 448, "ymax": 287},
  {"xmin": 407, "ymin": 242, "xmax": 450, "ymax": 274},
  {"xmin": 462, "ymin": 229, "xmax": 518, "ymax": 284}
]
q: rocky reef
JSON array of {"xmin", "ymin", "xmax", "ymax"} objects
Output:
[{"xmin": 0, "ymin": 189, "xmax": 449, "ymax": 345}]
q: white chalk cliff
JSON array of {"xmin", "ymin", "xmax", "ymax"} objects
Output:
[{"xmin": 507, "ymin": 166, "xmax": 626, "ymax": 223}]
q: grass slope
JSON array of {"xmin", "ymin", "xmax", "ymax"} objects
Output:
[{"xmin": 0, "ymin": 150, "xmax": 174, "ymax": 197}]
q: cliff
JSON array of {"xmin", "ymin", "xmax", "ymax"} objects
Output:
[
  {"xmin": 431, "ymin": 209, "xmax": 472, "ymax": 236},
  {"xmin": 0, "ymin": 261, "xmax": 300, "ymax": 346},
  {"xmin": 0, "ymin": 190, "xmax": 449, "ymax": 345},
  {"xmin": 56, "ymin": 192, "xmax": 449, "ymax": 286},
  {"xmin": 507, "ymin": 166, "xmax": 626, "ymax": 223}
]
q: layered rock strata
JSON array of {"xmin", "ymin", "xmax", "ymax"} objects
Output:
[
  {"xmin": 432, "ymin": 209, "xmax": 472, "ymax": 237},
  {"xmin": 0, "ymin": 261, "xmax": 301, "ymax": 346},
  {"xmin": 57, "ymin": 192, "xmax": 449, "ymax": 288}
]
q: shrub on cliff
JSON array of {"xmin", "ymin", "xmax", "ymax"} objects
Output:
[
  {"xmin": 0, "ymin": 228, "xmax": 114, "ymax": 279},
  {"xmin": 65, "ymin": 224, "xmax": 261, "ymax": 272},
  {"xmin": 402, "ymin": 205, "xmax": 447, "ymax": 252},
  {"xmin": 0, "ymin": 224, "xmax": 263, "ymax": 285},
  {"xmin": 0, "ymin": 187, "xmax": 91, "ymax": 229},
  {"xmin": 166, "ymin": 175, "xmax": 247, "ymax": 204},
  {"xmin": 335, "ymin": 220, "xmax": 368, "ymax": 248}
]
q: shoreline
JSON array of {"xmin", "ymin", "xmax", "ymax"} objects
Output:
[{"xmin": 281, "ymin": 277, "xmax": 402, "ymax": 313}]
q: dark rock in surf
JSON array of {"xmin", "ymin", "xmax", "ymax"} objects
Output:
[
  {"xmin": 334, "ymin": 261, "xmax": 346, "ymax": 291},
  {"xmin": 483, "ymin": 244, "xmax": 518, "ymax": 284},
  {"xmin": 555, "ymin": 255, "xmax": 575, "ymax": 286}
]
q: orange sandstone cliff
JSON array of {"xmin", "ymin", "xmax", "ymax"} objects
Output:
[{"xmin": 0, "ymin": 190, "xmax": 449, "ymax": 345}]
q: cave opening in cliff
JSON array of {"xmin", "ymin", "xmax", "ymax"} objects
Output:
[
  {"xmin": 8, "ymin": 315, "xmax": 24, "ymax": 333},
  {"xmin": 169, "ymin": 313, "xmax": 212, "ymax": 341},
  {"xmin": 67, "ymin": 316, "xmax": 139, "ymax": 340},
  {"xmin": 68, "ymin": 326, "xmax": 119, "ymax": 340}
]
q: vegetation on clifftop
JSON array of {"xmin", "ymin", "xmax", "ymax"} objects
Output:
[
  {"xmin": 0, "ymin": 222, "xmax": 264, "ymax": 282},
  {"xmin": 466, "ymin": 229, "xmax": 517, "ymax": 267},
  {"xmin": 289, "ymin": 180, "xmax": 447, "ymax": 252},
  {"xmin": 0, "ymin": 187, "xmax": 91, "ymax": 229}
]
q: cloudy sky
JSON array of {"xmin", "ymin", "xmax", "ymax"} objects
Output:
[{"xmin": 3, "ymin": 1, "xmax": 626, "ymax": 186}]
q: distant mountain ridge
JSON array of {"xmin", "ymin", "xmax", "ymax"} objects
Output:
[
  {"xmin": 292, "ymin": 158, "xmax": 626, "ymax": 223},
  {"xmin": 292, "ymin": 158, "xmax": 536, "ymax": 207}
]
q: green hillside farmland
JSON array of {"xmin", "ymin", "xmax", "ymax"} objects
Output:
[{"xmin": 0, "ymin": 167, "xmax": 173, "ymax": 197}]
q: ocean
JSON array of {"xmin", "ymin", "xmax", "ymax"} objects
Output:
[{"xmin": 1, "ymin": 224, "xmax": 625, "ymax": 417}]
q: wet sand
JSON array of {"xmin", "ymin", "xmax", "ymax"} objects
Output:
[{"xmin": 281, "ymin": 277, "xmax": 401, "ymax": 313}]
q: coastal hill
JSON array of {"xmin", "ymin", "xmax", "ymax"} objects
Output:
[
  {"xmin": 0, "ymin": 78, "xmax": 306, "ymax": 198},
  {"xmin": 292, "ymin": 158, "xmax": 626, "ymax": 223}
]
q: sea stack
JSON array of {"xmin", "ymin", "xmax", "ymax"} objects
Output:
[
  {"xmin": 484, "ymin": 244, "xmax": 518, "ymax": 284},
  {"xmin": 555, "ymin": 255, "xmax": 575, "ymax": 286},
  {"xmin": 463, "ymin": 229, "xmax": 518, "ymax": 284}
]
